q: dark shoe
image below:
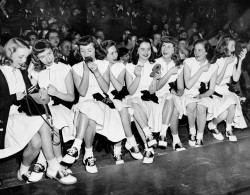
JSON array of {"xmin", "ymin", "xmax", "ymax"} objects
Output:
[
  {"xmin": 113, "ymin": 153, "xmax": 124, "ymax": 165},
  {"xmin": 173, "ymin": 142, "xmax": 186, "ymax": 151},
  {"xmin": 195, "ymin": 139, "xmax": 203, "ymax": 147},
  {"xmin": 188, "ymin": 134, "xmax": 196, "ymax": 147},
  {"xmin": 17, "ymin": 170, "xmax": 30, "ymax": 183},
  {"xmin": 46, "ymin": 167, "xmax": 77, "ymax": 185},
  {"xmin": 125, "ymin": 142, "xmax": 143, "ymax": 160},
  {"xmin": 146, "ymin": 134, "xmax": 157, "ymax": 148},
  {"xmin": 158, "ymin": 135, "xmax": 167, "ymax": 148},
  {"xmin": 29, "ymin": 163, "xmax": 46, "ymax": 182},
  {"xmin": 143, "ymin": 148, "xmax": 154, "ymax": 164},
  {"xmin": 61, "ymin": 147, "xmax": 79, "ymax": 166},
  {"xmin": 83, "ymin": 157, "xmax": 98, "ymax": 173},
  {"xmin": 226, "ymin": 130, "xmax": 237, "ymax": 142}
]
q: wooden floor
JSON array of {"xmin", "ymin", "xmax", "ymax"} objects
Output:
[{"xmin": 1, "ymin": 123, "xmax": 250, "ymax": 195}]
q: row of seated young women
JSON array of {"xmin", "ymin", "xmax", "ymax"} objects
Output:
[{"xmin": 0, "ymin": 34, "xmax": 247, "ymax": 185}]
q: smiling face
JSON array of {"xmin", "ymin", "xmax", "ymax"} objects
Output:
[
  {"xmin": 227, "ymin": 40, "xmax": 236, "ymax": 55},
  {"xmin": 194, "ymin": 43, "xmax": 207, "ymax": 62},
  {"xmin": 11, "ymin": 48, "xmax": 30, "ymax": 69},
  {"xmin": 80, "ymin": 43, "xmax": 95, "ymax": 59},
  {"xmin": 138, "ymin": 42, "xmax": 151, "ymax": 61},
  {"xmin": 106, "ymin": 45, "xmax": 118, "ymax": 64},
  {"xmin": 60, "ymin": 41, "xmax": 72, "ymax": 57},
  {"xmin": 161, "ymin": 42, "xmax": 175, "ymax": 59},
  {"xmin": 37, "ymin": 48, "xmax": 55, "ymax": 66}
]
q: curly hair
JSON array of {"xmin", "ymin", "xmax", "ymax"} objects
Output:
[
  {"xmin": 2, "ymin": 37, "xmax": 31, "ymax": 67},
  {"xmin": 193, "ymin": 39, "xmax": 215, "ymax": 64},
  {"xmin": 215, "ymin": 35, "xmax": 235, "ymax": 58},
  {"xmin": 100, "ymin": 40, "xmax": 116, "ymax": 57},
  {"xmin": 130, "ymin": 37, "xmax": 155, "ymax": 65},
  {"xmin": 32, "ymin": 39, "xmax": 60, "ymax": 72},
  {"xmin": 157, "ymin": 36, "xmax": 182, "ymax": 66},
  {"xmin": 77, "ymin": 35, "xmax": 106, "ymax": 60}
]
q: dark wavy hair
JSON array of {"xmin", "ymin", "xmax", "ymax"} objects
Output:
[
  {"xmin": 157, "ymin": 36, "xmax": 182, "ymax": 66},
  {"xmin": 193, "ymin": 39, "xmax": 216, "ymax": 64},
  {"xmin": 32, "ymin": 39, "xmax": 59, "ymax": 72},
  {"xmin": 215, "ymin": 35, "xmax": 235, "ymax": 58},
  {"xmin": 77, "ymin": 35, "xmax": 106, "ymax": 60},
  {"xmin": 131, "ymin": 37, "xmax": 155, "ymax": 65}
]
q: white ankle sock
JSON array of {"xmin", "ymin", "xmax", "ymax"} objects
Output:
[
  {"xmin": 172, "ymin": 134, "xmax": 180, "ymax": 144},
  {"xmin": 114, "ymin": 145, "xmax": 122, "ymax": 155},
  {"xmin": 143, "ymin": 127, "xmax": 151, "ymax": 137},
  {"xmin": 126, "ymin": 135, "xmax": 137, "ymax": 147},
  {"xmin": 208, "ymin": 121, "xmax": 217, "ymax": 129},
  {"xmin": 84, "ymin": 147, "xmax": 93, "ymax": 160},
  {"xmin": 20, "ymin": 163, "xmax": 30, "ymax": 175},
  {"xmin": 226, "ymin": 123, "xmax": 232, "ymax": 131},
  {"xmin": 160, "ymin": 124, "xmax": 169, "ymax": 136},
  {"xmin": 47, "ymin": 158, "xmax": 60, "ymax": 171},
  {"xmin": 189, "ymin": 126, "xmax": 196, "ymax": 136},
  {"xmin": 196, "ymin": 132, "xmax": 203, "ymax": 140},
  {"xmin": 72, "ymin": 138, "xmax": 83, "ymax": 152}
]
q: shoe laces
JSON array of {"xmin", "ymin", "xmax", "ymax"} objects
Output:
[
  {"xmin": 33, "ymin": 163, "xmax": 45, "ymax": 173},
  {"xmin": 67, "ymin": 147, "xmax": 77, "ymax": 156},
  {"xmin": 132, "ymin": 145, "xmax": 140, "ymax": 153},
  {"xmin": 86, "ymin": 157, "xmax": 96, "ymax": 166},
  {"xmin": 59, "ymin": 168, "xmax": 69, "ymax": 176}
]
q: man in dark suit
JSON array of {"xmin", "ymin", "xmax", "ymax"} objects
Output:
[{"xmin": 58, "ymin": 39, "xmax": 79, "ymax": 66}]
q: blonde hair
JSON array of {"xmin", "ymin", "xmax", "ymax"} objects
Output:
[{"xmin": 2, "ymin": 38, "xmax": 31, "ymax": 66}]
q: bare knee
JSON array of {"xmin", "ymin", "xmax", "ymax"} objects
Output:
[
  {"xmin": 187, "ymin": 103, "xmax": 197, "ymax": 112},
  {"xmin": 197, "ymin": 105, "xmax": 207, "ymax": 116},
  {"xmin": 29, "ymin": 133, "xmax": 42, "ymax": 151}
]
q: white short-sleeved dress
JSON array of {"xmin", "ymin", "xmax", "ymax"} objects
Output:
[
  {"xmin": 0, "ymin": 66, "xmax": 44, "ymax": 159},
  {"xmin": 211, "ymin": 58, "xmax": 247, "ymax": 129},
  {"xmin": 31, "ymin": 62, "xmax": 75, "ymax": 142},
  {"xmin": 182, "ymin": 57, "xmax": 218, "ymax": 119},
  {"xmin": 108, "ymin": 62, "xmax": 134, "ymax": 115},
  {"xmin": 125, "ymin": 61, "xmax": 172, "ymax": 133},
  {"xmin": 72, "ymin": 60, "xmax": 126, "ymax": 143},
  {"xmin": 155, "ymin": 57, "xmax": 184, "ymax": 118}
]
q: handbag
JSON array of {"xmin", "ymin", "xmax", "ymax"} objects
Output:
[
  {"xmin": 93, "ymin": 92, "xmax": 116, "ymax": 109},
  {"xmin": 18, "ymin": 85, "xmax": 50, "ymax": 116}
]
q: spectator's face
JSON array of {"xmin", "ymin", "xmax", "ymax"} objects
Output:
[
  {"xmin": 29, "ymin": 34, "xmax": 38, "ymax": 46},
  {"xmin": 96, "ymin": 31, "xmax": 105, "ymax": 42},
  {"xmin": 138, "ymin": 42, "xmax": 151, "ymax": 61},
  {"xmin": 80, "ymin": 43, "xmax": 95, "ymax": 59},
  {"xmin": 131, "ymin": 36, "xmax": 137, "ymax": 47},
  {"xmin": 37, "ymin": 48, "xmax": 55, "ymax": 66},
  {"xmin": 11, "ymin": 48, "xmax": 30, "ymax": 69},
  {"xmin": 153, "ymin": 25, "xmax": 158, "ymax": 31},
  {"xmin": 194, "ymin": 43, "xmax": 206, "ymax": 62},
  {"xmin": 161, "ymin": 42, "xmax": 174, "ymax": 59},
  {"xmin": 51, "ymin": 24, "xmax": 59, "ymax": 31},
  {"xmin": 193, "ymin": 23, "xmax": 197, "ymax": 29},
  {"xmin": 106, "ymin": 45, "xmax": 118, "ymax": 64},
  {"xmin": 153, "ymin": 34, "xmax": 161, "ymax": 46},
  {"xmin": 163, "ymin": 24, "xmax": 169, "ymax": 30},
  {"xmin": 120, "ymin": 52, "xmax": 130, "ymax": 64},
  {"xmin": 227, "ymin": 40, "xmax": 236, "ymax": 55},
  {"xmin": 180, "ymin": 32, "xmax": 187, "ymax": 39},
  {"xmin": 60, "ymin": 41, "xmax": 72, "ymax": 57},
  {"xmin": 42, "ymin": 21, "xmax": 48, "ymax": 28},
  {"xmin": 178, "ymin": 40, "xmax": 188, "ymax": 49},
  {"xmin": 42, "ymin": 30, "xmax": 48, "ymax": 39},
  {"xmin": 61, "ymin": 25, "xmax": 68, "ymax": 33},
  {"xmin": 48, "ymin": 32, "xmax": 60, "ymax": 47}
]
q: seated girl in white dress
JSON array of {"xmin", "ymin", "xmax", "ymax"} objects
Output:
[
  {"xmin": 183, "ymin": 39, "xmax": 218, "ymax": 147},
  {"xmin": 207, "ymin": 35, "xmax": 247, "ymax": 141},
  {"xmin": 0, "ymin": 38, "xmax": 76, "ymax": 185},
  {"xmin": 29, "ymin": 40, "xmax": 75, "ymax": 181},
  {"xmin": 125, "ymin": 38, "xmax": 177, "ymax": 163},
  {"xmin": 62, "ymin": 36, "xmax": 135, "ymax": 173},
  {"xmin": 154, "ymin": 36, "xmax": 185, "ymax": 151},
  {"xmin": 101, "ymin": 40, "xmax": 143, "ymax": 161}
]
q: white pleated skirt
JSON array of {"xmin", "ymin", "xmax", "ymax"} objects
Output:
[
  {"xmin": 0, "ymin": 113, "xmax": 44, "ymax": 159},
  {"xmin": 73, "ymin": 99, "xmax": 126, "ymax": 143}
]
